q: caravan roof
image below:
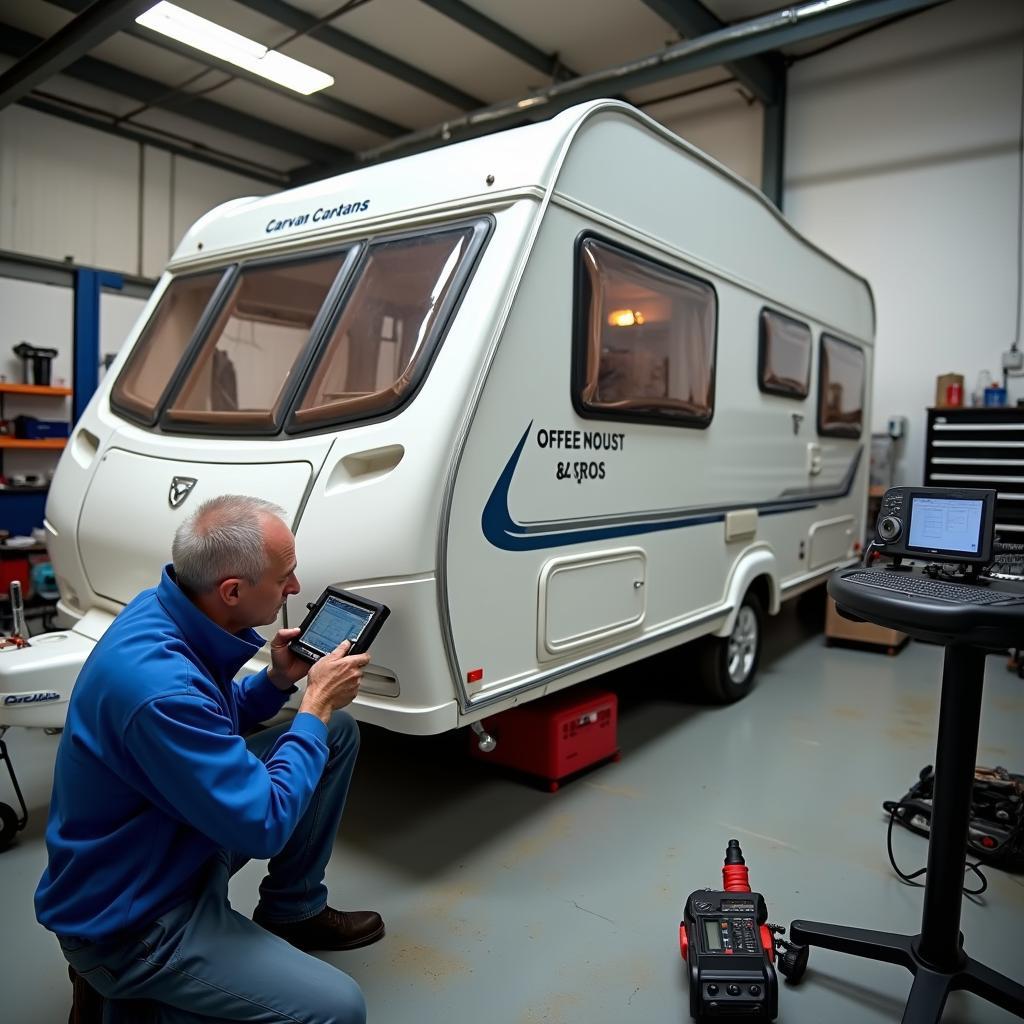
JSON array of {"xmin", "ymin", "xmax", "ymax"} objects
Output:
[{"xmin": 169, "ymin": 100, "xmax": 874, "ymax": 341}]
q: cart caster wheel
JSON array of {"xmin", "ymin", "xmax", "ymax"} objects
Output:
[
  {"xmin": 612, "ymin": 751, "xmax": 622, "ymax": 763},
  {"xmin": 0, "ymin": 802, "xmax": 19, "ymax": 852},
  {"xmin": 547, "ymin": 781, "xmax": 559, "ymax": 793},
  {"xmin": 777, "ymin": 939, "xmax": 809, "ymax": 984}
]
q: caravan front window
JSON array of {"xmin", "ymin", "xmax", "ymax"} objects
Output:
[
  {"xmin": 111, "ymin": 270, "xmax": 225, "ymax": 424},
  {"xmin": 290, "ymin": 227, "xmax": 476, "ymax": 429},
  {"xmin": 818, "ymin": 334, "xmax": 865, "ymax": 438},
  {"xmin": 574, "ymin": 238, "xmax": 716, "ymax": 427},
  {"xmin": 164, "ymin": 251, "xmax": 350, "ymax": 432}
]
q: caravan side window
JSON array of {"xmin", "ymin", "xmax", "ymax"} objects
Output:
[
  {"xmin": 758, "ymin": 309, "xmax": 811, "ymax": 399},
  {"xmin": 289, "ymin": 225, "xmax": 479, "ymax": 430},
  {"xmin": 111, "ymin": 270, "xmax": 226, "ymax": 424},
  {"xmin": 163, "ymin": 250, "xmax": 350, "ymax": 432},
  {"xmin": 818, "ymin": 334, "xmax": 865, "ymax": 438},
  {"xmin": 574, "ymin": 238, "xmax": 716, "ymax": 427}
]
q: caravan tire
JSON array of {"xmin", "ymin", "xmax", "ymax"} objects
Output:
[{"xmin": 698, "ymin": 593, "xmax": 763, "ymax": 703}]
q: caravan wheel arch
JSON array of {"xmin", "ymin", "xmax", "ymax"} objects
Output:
[{"xmin": 715, "ymin": 547, "xmax": 781, "ymax": 637}]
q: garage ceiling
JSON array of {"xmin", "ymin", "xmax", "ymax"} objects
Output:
[{"xmin": 0, "ymin": 0, "xmax": 949, "ymax": 193}]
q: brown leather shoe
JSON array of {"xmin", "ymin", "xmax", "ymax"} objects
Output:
[{"xmin": 253, "ymin": 905, "xmax": 385, "ymax": 951}]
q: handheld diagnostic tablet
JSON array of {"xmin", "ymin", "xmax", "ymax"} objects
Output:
[{"xmin": 289, "ymin": 586, "xmax": 390, "ymax": 663}]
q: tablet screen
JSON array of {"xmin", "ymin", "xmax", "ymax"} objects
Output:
[{"xmin": 302, "ymin": 596, "xmax": 374, "ymax": 655}]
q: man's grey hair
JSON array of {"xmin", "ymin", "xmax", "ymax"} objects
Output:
[{"xmin": 172, "ymin": 495, "xmax": 287, "ymax": 594}]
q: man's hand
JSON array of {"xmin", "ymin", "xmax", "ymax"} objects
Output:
[
  {"xmin": 299, "ymin": 641, "xmax": 371, "ymax": 725},
  {"xmin": 267, "ymin": 627, "xmax": 310, "ymax": 691}
]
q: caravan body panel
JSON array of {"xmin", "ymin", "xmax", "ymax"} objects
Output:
[{"xmin": 442, "ymin": 106, "xmax": 873, "ymax": 715}]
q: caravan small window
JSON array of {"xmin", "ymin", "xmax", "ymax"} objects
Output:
[
  {"xmin": 111, "ymin": 270, "xmax": 225, "ymax": 423},
  {"xmin": 759, "ymin": 309, "xmax": 811, "ymax": 399},
  {"xmin": 290, "ymin": 226, "xmax": 477, "ymax": 430},
  {"xmin": 575, "ymin": 238, "xmax": 716, "ymax": 427},
  {"xmin": 818, "ymin": 334, "xmax": 865, "ymax": 438},
  {"xmin": 164, "ymin": 251, "xmax": 350, "ymax": 432}
]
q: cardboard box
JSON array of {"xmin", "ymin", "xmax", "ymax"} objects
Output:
[
  {"xmin": 826, "ymin": 597, "xmax": 907, "ymax": 654},
  {"xmin": 935, "ymin": 373, "xmax": 964, "ymax": 408}
]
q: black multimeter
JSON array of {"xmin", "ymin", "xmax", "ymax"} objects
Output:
[
  {"xmin": 289, "ymin": 586, "xmax": 390, "ymax": 663},
  {"xmin": 680, "ymin": 841, "xmax": 798, "ymax": 1020},
  {"xmin": 682, "ymin": 889, "xmax": 778, "ymax": 1019}
]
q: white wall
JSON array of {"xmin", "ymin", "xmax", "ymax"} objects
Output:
[
  {"xmin": 658, "ymin": 1, "xmax": 1024, "ymax": 487},
  {"xmin": 784, "ymin": 0, "xmax": 1024, "ymax": 485},
  {"xmin": 0, "ymin": 105, "xmax": 274, "ymax": 279}
]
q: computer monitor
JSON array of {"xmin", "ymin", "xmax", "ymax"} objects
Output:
[{"xmin": 877, "ymin": 486, "xmax": 996, "ymax": 565}]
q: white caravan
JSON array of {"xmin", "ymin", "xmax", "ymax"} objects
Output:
[{"xmin": 0, "ymin": 100, "xmax": 873, "ymax": 740}]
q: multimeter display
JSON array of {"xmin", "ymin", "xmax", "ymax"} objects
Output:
[
  {"xmin": 704, "ymin": 920, "xmax": 723, "ymax": 950},
  {"xmin": 303, "ymin": 596, "xmax": 374, "ymax": 655}
]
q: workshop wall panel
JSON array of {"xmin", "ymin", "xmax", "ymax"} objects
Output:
[
  {"xmin": 0, "ymin": 107, "xmax": 272, "ymax": 280},
  {"xmin": 140, "ymin": 147, "xmax": 173, "ymax": 283},
  {"xmin": 0, "ymin": 106, "xmax": 139, "ymax": 274},
  {"xmin": 784, "ymin": 0, "xmax": 1024, "ymax": 487}
]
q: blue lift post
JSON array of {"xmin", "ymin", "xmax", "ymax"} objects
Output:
[{"xmin": 74, "ymin": 267, "xmax": 123, "ymax": 424}]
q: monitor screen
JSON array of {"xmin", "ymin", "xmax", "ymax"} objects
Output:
[
  {"xmin": 907, "ymin": 496, "xmax": 984, "ymax": 555},
  {"xmin": 302, "ymin": 596, "xmax": 373, "ymax": 654}
]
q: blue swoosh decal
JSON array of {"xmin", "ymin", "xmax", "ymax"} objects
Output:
[{"xmin": 482, "ymin": 423, "xmax": 861, "ymax": 552}]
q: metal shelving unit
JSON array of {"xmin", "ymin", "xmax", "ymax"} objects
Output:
[
  {"xmin": 0, "ymin": 383, "xmax": 70, "ymax": 535},
  {"xmin": 925, "ymin": 406, "xmax": 1024, "ymax": 537}
]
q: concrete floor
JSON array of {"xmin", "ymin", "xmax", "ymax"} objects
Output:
[{"xmin": 1, "ymin": 601, "xmax": 1022, "ymax": 1023}]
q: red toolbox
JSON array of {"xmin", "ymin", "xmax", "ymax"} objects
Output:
[{"xmin": 470, "ymin": 688, "xmax": 619, "ymax": 791}]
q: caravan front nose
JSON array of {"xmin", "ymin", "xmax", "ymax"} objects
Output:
[{"xmin": 76, "ymin": 449, "xmax": 314, "ymax": 606}]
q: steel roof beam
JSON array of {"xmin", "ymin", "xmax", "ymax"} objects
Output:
[
  {"xmin": 418, "ymin": 0, "xmax": 576, "ymax": 80},
  {"xmin": 640, "ymin": 0, "xmax": 781, "ymax": 104},
  {"xmin": 233, "ymin": 0, "xmax": 483, "ymax": 111},
  {"xmin": 47, "ymin": 0, "xmax": 408, "ymax": 137},
  {"xmin": 762, "ymin": 76, "xmax": 786, "ymax": 209},
  {"xmin": 0, "ymin": 24, "xmax": 352, "ymax": 169},
  {"xmin": 293, "ymin": 0, "xmax": 945, "ymax": 183},
  {"xmin": 0, "ymin": 0, "xmax": 154, "ymax": 111},
  {"xmin": 549, "ymin": 0, "xmax": 946, "ymax": 105}
]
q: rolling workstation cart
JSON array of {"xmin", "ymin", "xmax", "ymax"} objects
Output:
[{"xmin": 792, "ymin": 487, "xmax": 1024, "ymax": 1022}]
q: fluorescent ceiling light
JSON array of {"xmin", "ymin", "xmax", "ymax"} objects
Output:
[{"xmin": 137, "ymin": 2, "xmax": 334, "ymax": 95}]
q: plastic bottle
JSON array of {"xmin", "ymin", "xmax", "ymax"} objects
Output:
[{"xmin": 974, "ymin": 369, "xmax": 993, "ymax": 407}]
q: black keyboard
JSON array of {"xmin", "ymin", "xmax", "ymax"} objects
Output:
[{"xmin": 845, "ymin": 571, "xmax": 1024, "ymax": 606}]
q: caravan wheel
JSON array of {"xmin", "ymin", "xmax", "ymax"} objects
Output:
[{"xmin": 698, "ymin": 594, "xmax": 763, "ymax": 703}]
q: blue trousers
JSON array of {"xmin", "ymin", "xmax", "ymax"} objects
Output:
[{"xmin": 58, "ymin": 711, "xmax": 366, "ymax": 1024}]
